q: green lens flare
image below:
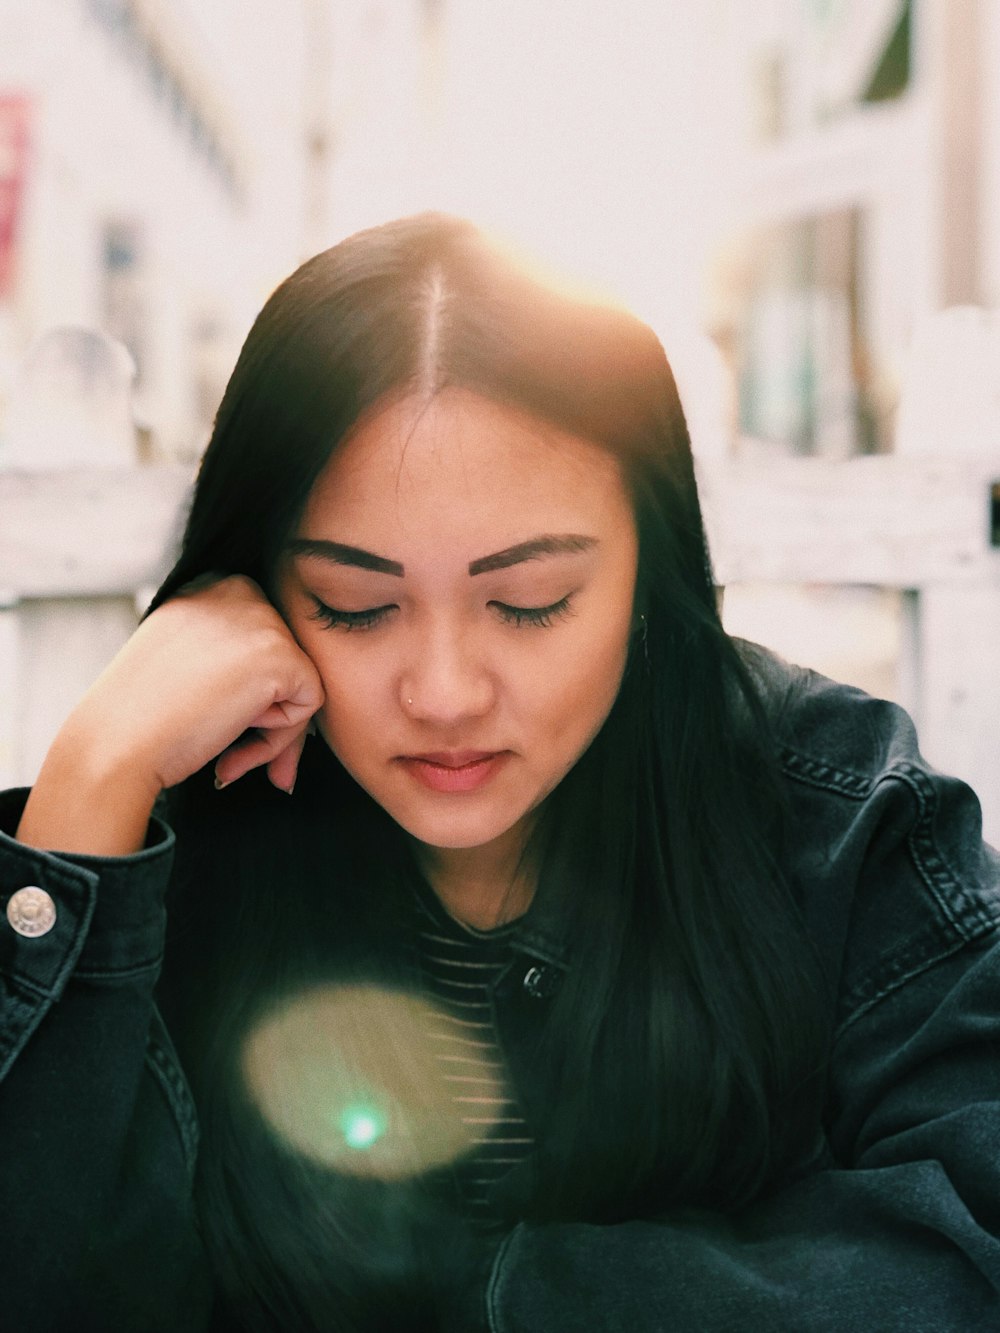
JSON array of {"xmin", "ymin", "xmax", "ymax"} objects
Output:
[{"xmin": 339, "ymin": 1104, "xmax": 386, "ymax": 1149}]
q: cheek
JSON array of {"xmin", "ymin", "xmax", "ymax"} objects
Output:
[
  {"xmin": 538, "ymin": 623, "xmax": 633, "ymax": 731},
  {"xmin": 307, "ymin": 644, "xmax": 390, "ymax": 737}
]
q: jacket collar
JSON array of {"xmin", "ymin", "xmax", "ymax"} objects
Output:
[{"xmin": 509, "ymin": 893, "xmax": 571, "ymax": 969}]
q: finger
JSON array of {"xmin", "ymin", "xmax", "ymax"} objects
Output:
[
  {"xmin": 265, "ymin": 726, "xmax": 309, "ymax": 795},
  {"xmin": 214, "ymin": 724, "xmax": 307, "ymax": 789}
]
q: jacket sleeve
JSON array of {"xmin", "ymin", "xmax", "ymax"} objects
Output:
[
  {"xmin": 0, "ymin": 788, "xmax": 214, "ymax": 1333},
  {"xmin": 461, "ymin": 929, "xmax": 1000, "ymax": 1332},
  {"xmin": 450, "ymin": 679, "xmax": 1000, "ymax": 1333}
]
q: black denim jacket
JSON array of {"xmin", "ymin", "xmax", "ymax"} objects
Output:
[{"xmin": 2, "ymin": 648, "xmax": 1000, "ymax": 1332}]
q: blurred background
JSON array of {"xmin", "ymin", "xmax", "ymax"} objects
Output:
[{"xmin": 1, "ymin": 0, "xmax": 999, "ymax": 838}]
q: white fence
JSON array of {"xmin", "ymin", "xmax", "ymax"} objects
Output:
[{"xmin": 0, "ymin": 463, "xmax": 192, "ymax": 786}]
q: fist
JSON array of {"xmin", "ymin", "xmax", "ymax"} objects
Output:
[{"xmin": 68, "ymin": 575, "xmax": 325, "ymax": 796}]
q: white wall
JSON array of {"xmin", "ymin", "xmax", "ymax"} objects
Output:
[{"xmin": 0, "ymin": 0, "xmax": 312, "ymax": 462}]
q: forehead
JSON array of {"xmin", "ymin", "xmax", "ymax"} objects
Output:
[{"xmin": 299, "ymin": 389, "xmax": 634, "ymax": 546}]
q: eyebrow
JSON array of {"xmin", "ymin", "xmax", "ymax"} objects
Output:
[
  {"xmin": 468, "ymin": 534, "xmax": 597, "ymax": 575},
  {"xmin": 285, "ymin": 533, "xmax": 598, "ymax": 578},
  {"xmin": 286, "ymin": 539, "xmax": 404, "ymax": 576}
]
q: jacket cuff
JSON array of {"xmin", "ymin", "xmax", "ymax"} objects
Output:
[{"xmin": 0, "ymin": 787, "xmax": 175, "ymax": 990}]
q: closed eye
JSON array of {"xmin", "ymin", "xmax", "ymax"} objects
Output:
[
  {"xmin": 489, "ymin": 595, "xmax": 574, "ymax": 628},
  {"xmin": 307, "ymin": 594, "xmax": 576, "ymax": 631},
  {"xmin": 307, "ymin": 598, "xmax": 397, "ymax": 631}
]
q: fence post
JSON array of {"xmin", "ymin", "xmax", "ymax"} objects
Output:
[
  {"xmin": 896, "ymin": 306, "xmax": 1000, "ymax": 844},
  {"xmin": 1, "ymin": 328, "xmax": 141, "ymax": 785}
]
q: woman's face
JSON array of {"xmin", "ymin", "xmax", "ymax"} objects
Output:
[{"xmin": 278, "ymin": 388, "xmax": 639, "ymax": 856}]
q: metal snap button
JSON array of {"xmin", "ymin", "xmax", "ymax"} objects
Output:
[
  {"xmin": 522, "ymin": 964, "xmax": 556, "ymax": 999},
  {"xmin": 6, "ymin": 886, "xmax": 57, "ymax": 938}
]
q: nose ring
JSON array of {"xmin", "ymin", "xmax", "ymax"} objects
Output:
[{"xmin": 407, "ymin": 697, "xmax": 413, "ymax": 707}]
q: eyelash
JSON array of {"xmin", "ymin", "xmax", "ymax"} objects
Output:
[
  {"xmin": 307, "ymin": 595, "xmax": 574, "ymax": 632},
  {"xmin": 490, "ymin": 595, "xmax": 573, "ymax": 628},
  {"xmin": 307, "ymin": 601, "xmax": 393, "ymax": 631}
]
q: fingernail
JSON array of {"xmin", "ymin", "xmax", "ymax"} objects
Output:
[{"xmin": 214, "ymin": 775, "xmax": 229, "ymax": 791}]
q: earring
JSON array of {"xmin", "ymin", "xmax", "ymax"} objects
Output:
[
  {"xmin": 407, "ymin": 698, "xmax": 413, "ymax": 707},
  {"xmin": 635, "ymin": 611, "xmax": 650, "ymax": 664}
]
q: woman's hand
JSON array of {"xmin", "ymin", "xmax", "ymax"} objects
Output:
[
  {"xmin": 109, "ymin": 574, "xmax": 324, "ymax": 795},
  {"xmin": 16, "ymin": 576, "xmax": 325, "ymax": 855}
]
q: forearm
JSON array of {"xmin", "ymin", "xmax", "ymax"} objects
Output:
[
  {"xmin": 477, "ymin": 1164, "xmax": 999, "ymax": 1332},
  {"xmin": 15, "ymin": 721, "xmax": 161, "ymax": 856}
]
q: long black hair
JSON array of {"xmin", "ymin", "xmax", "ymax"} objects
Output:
[{"xmin": 153, "ymin": 214, "xmax": 830, "ymax": 1328}]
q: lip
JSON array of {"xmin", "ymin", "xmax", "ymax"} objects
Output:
[
  {"xmin": 405, "ymin": 750, "xmax": 499, "ymax": 767},
  {"xmin": 397, "ymin": 750, "xmax": 509, "ymax": 793}
]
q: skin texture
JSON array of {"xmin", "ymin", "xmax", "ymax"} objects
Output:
[{"xmin": 278, "ymin": 388, "xmax": 639, "ymax": 924}]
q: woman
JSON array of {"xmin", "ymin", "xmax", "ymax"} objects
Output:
[{"xmin": 2, "ymin": 213, "xmax": 999, "ymax": 1331}]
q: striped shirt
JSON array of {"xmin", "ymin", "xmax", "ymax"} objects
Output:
[{"xmin": 410, "ymin": 877, "xmax": 535, "ymax": 1226}]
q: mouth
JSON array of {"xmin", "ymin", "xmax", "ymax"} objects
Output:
[
  {"xmin": 396, "ymin": 750, "xmax": 510, "ymax": 794},
  {"xmin": 404, "ymin": 750, "xmax": 500, "ymax": 768}
]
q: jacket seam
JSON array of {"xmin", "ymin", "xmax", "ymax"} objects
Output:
[
  {"xmin": 74, "ymin": 955, "xmax": 165, "ymax": 982},
  {"xmin": 898, "ymin": 765, "xmax": 998, "ymax": 935},
  {"xmin": 781, "ymin": 745, "xmax": 1000, "ymax": 1037},
  {"xmin": 780, "ymin": 744, "xmax": 896, "ymax": 799},
  {"xmin": 144, "ymin": 1035, "xmax": 200, "ymax": 1181},
  {"xmin": 781, "ymin": 750, "xmax": 996, "ymax": 939},
  {"xmin": 0, "ymin": 986, "xmax": 54, "ymax": 1082},
  {"xmin": 484, "ymin": 1224, "xmax": 520, "ymax": 1333},
  {"xmin": 0, "ymin": 967, "xmax": 60, "ymax": 1003},
  {"xmin": 832, "ymin": 924, "xmax": 999, "ymax": 1037}
]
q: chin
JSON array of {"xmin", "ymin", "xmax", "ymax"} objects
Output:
[
  {"xmin": 401, "ymin": 821, "xmax": 515, "ymax": 852},
  {"xmin": 385, "ymin": 804, "xmax": 525, "ymax": 852}
]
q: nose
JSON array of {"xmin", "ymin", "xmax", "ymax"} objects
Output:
[{"xmin": 400, "ymin": 620, "xmax": 496, "ymax": 726}]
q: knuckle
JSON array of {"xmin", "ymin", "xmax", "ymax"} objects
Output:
[{"xmin": 226, "ymin": 573, "xmax": 263, "ymax": 599}]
